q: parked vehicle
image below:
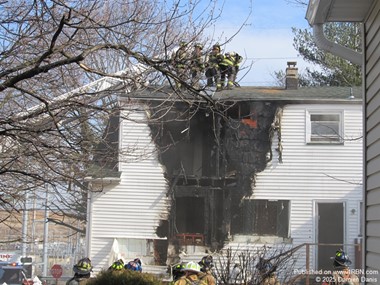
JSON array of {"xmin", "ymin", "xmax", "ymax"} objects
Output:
[{"xmin": 0, "ymin": 261, "xmax": 33, "ymax": 285}]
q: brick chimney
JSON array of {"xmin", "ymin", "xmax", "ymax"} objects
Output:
[{"xmin": 285, "ymin": 61, "xmax": 298, "ymax": 89}]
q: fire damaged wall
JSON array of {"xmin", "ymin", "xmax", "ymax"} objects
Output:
[
  {"xmin": 223, "ymin": 102, "xmax": 281, "ymax": 234},
  {"xmin": 149, "ymin": 100, "xmax": 283, "ymax": 259}
]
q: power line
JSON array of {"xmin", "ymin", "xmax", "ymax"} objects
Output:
[{"xmin": 247, "ymin": 56, "xmax": 301, "ymax": 60}]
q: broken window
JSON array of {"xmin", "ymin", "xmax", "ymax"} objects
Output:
[
  {"xmin": 240, "ymin": 199, "xmax": 290, "ymax": 238},
  {"xmin": 306, "ymin": 111, "xmax": 343, "ymax": 143}
]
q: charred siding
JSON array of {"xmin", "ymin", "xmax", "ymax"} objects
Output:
[{"xmin": 149, "ymin": 101, "xmax": 282, "ymax": 253}]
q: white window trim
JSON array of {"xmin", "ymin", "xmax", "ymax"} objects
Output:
[{"xmin": 305, "ymin": 109, "xmax": 344, "ymax": 144}]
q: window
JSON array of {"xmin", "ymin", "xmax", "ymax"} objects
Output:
[
  {"xmin": 239, "ymin": 199, "xmax": 290, "ymax": 238},
  {"xmin": 306, "ymin": 111, "xmax": 343, "ymax": 144},
  {"xmin": 118, "ymin": 238, "xmax": 153, "ymax": 257}
]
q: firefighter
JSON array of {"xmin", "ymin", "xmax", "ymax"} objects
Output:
[
  {"xmin": 198, "ymin": 255, "xmax": 216, "ymax": 285},
  {"xmin": 108, "ymin": 259, "xmax": 125, "ymax": 271},
  {"xmin": 191, "ymin": 43, "xmax": 205, "ymax": 88},
  {"xmin": 171, "ymin": 41, "xmax": 190, "ymax": 88},
  {"xmin": 125, "ymin": 258, "xmax": 143, "ymax": 272},
  {"xmin": 220, "ymin": 52, "xmax": 235, "ymax": 90},
  {"xmin": 205, "ymin": 43, "xmax": 224, "ymax": 91},
  {"xmin": 174, "ymin": 262, "xmax": 207, "ymax": 285},
  {"xmin": 66, "ymin": 257, "xmax": 92, "ymax": 285},
  {"xmin": 230, "ymin": 52, "xmax": 243, "ymax": 86},
  {"xmin": 169, "ymin": 262, "xmax": 186, "ymax": 285},
  {"xmin": 331, "ymin": 249, "xmax": 359, "ymax": 285},
  {"xmin": 221, "ymin": 52, "xmax": 243, "ymax": 89}
]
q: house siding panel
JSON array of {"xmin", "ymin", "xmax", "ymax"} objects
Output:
[
  {"xmin": 366, "ymin": 0, "xmax": 380, "ymax": 273},
  {"xmin": 88, "ymin": 108, "xmax": 169, "ymax": 272},
  {"xmin": 253, "ymin": 104, "xmax": 362, "ymax": 270},
  {"xmin": 367, "ymin": 234, "xmax": 380, "ymax": 254},
  {"xmin": 366, "ymin": 83, "xmax": 380, "ymax": 116},
  {"xmin": 367, "ymin": 174, "xmax": 380, "ymax": 194}
]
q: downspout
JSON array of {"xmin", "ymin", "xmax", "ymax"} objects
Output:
[{"xmin": 312, "ymin": 23, "xmax": 362, "ymax": 66}]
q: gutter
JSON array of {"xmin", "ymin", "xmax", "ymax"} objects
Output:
[{"xmin": 312, "ymin": 23, "xmax": 362, "ymax": 66}]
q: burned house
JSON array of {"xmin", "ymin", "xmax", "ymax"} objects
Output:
[{"xmin": 85, "ymin": 67, "xmax": 363, "ymax": 273}]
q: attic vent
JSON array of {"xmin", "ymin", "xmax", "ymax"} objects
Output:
[{"xmin": 286, "ymin": 61, "xmax": 298, "ymax": 90}]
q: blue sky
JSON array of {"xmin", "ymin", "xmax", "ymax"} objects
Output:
[{"xmin": 208, "ymin": 0, "xmax": 312, "ymax": 86}]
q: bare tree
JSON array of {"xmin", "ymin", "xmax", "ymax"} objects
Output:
[
  {"xmin": 213, "ymin": 245, "xmax": 299, "ymax": 285},
  {"xmin": 0, "ymin": 0, "xmax": 249, "ymax": 244}
]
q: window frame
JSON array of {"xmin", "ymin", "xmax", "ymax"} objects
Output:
[
  {"xmin": 240, "ymin": 199, "xmax": 290, "ymax": 238},
  {"xmin": 306, "ymin": 110, "xmax": 344, "ymax": 144}
]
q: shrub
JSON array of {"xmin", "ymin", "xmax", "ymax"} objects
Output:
[{"xmin": 87, "ymin": 269, "xmax": 164, "ymax": 285}]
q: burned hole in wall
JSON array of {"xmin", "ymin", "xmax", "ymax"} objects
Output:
[
  {"xmin": 149, "ymin": 100, "xmax": 283, "ymax": 252},
  {"xmin": 175, "ymin": 197, "xmax": 205, "ymax": 233}
]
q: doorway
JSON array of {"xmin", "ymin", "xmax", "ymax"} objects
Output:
[
  {"xmin": 175, "ymin": 197, "xmax": 205, "ymax": 234},
  {"xmin": 316, "ymin": 202, "xmax": 344, "ymax": 270}
]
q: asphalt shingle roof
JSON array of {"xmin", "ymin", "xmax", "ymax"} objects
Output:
[{"xmin": 124, "ymin": 86, "xmax": 362, "ymax": 104}]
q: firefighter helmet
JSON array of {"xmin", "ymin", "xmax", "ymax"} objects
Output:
[
  {"xmin": 199, "ymin": 255, "xmax": 214, "ymax": 270},
  {"xmin": 125, "ymin": 259, "xmax": 142, "ymax": 271},
  {"xmin": 172, "ymin": 263, "xmax": 186, "ymax": 280},
  {"xmin": 195, "ymin": 43, "xmax": 203, "ymax": 49},
  {"xmin": 110, "ymin": 259, "xmax": 124, "ymax": 270},
  {"xmin": 212, "ymin": 44, "xmax": 221, "ymax": 52},
  {"xmin": 73, "ymin": 257, "xmax": 93, "ymax": 274},
  {"xmin": 182, "ymin": 261, "xmax": 202, "ymax": 273},
  {"xmin": 333, "ymin": 249, "xmax": 352, "ymax": 269}
]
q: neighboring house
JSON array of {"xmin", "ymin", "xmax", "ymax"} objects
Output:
[
  {"xmin": 85, "ymin": 63, "xmax": 363, "ymax": 275},
  {"xmin": 306, "ymin": 0, "xmax": 380, "ymax": 281}
]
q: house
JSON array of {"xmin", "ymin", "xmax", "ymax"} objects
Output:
[
  {"xmin": 85, "ymin": 63, "xmax": 363, "ymax": 276},
  {"xmin": 305, "ymin": 0, "xmax": 380, "ymax": 281}
]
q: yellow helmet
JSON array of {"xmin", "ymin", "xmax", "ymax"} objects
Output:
[
  {"xmin": 183, "ymin": 261, "xmax": 202, "ymax": 273},
  {"xmin": 111, "ymin": 259, "xmax": 124, "ymax": 270}
]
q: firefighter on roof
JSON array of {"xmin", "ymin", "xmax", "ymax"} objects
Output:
[
  {"xmin": 171, "ymin": 41, "xmax": 190, "ymax": 89},
  {"xmin": 220, "ymin": 52, "xmax": 243, "ymax": 89},
  {"xmin": 205, "ymin": 43, "xmax": 224, "ymax": 91},
  {"xmin": 191, "ymin": 43, "xmax": 205, "ymax": 89},
  {"xmin": 230, "ymin": 52, "xmax": 243, "ymax": 86}
]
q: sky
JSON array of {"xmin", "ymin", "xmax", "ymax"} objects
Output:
[{"xmin": 208, "ymin": 0, "xmax": 313, "ymax": 86}]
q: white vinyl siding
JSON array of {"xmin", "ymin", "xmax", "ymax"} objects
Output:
[
  {"xmin": 365, "ymin": 0, "xmax": 380, "ymax": 275},
  {"xmin": 87, "ymin": 105, "xmax": 169, "ymax": 273},
  {"xmin": 86, "ymin": 101, "xmax": 363, "ymax": 274},
  {"xmin": 252, "ymin": 104, "xmax": 363, "ymax": 271}
]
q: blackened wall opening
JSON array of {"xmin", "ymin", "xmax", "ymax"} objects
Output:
[
  {"xmin": 176, "ymin": 197, "xmax": 205, "ymax": 233},
  {"xmin": 239, "ymin": 199, "xmax": 290, "ymax": 237},
  {"xmin": 150, "ymin": 100, "xmax": 283, "ymax": 259}
]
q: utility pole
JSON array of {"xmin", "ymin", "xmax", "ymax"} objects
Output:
[
  {"xmin": 21, "ymin": 192, "xmax": 29, "ymax": 257},
  {"xmin": 42, "ymin": 187, "xmax": 49, "ymax": 277}
]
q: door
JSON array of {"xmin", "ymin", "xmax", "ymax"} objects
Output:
[{"xmin": 317, "ymin": 202, "xmax": 344, "ymax": 270}]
